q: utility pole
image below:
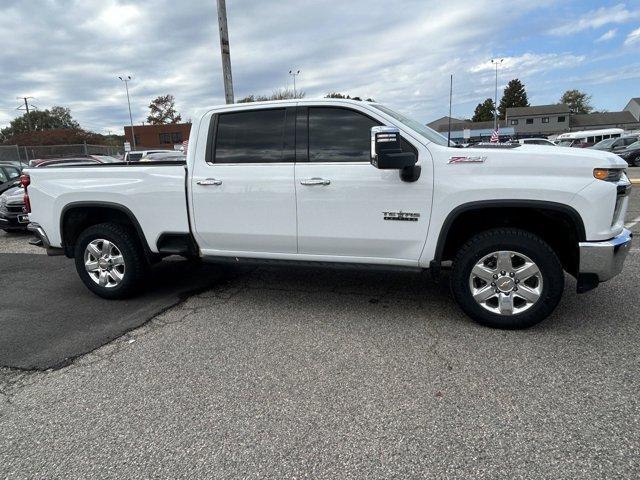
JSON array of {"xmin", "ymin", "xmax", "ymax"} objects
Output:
[
  {"xmin": 289, "ymin": 70, "xmax": 300, "ymax": 98},
  {"xmin": 17, "ymin": 97, "xmax": 36, "ymax": 132},
  {"xmin": 217, "ymin": 0, "xmax": 234, "ymax": 104},
  {"xmin": 491, "ymin": 58, "xmax": 503, "ymax": 131},
  {"xmin": 118, "ymin": 76, "xmax": 136, "ymax": 150},
  {"xmin": 447, "ymin": 74, "xmax": 453, "ymax": 147}
]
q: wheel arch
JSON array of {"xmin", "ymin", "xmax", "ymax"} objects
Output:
[
  {"xmin": 60, "ymin": 201, "xmax": 151, "ymax": 258},
  {"xmin": 431, "ymin": 200, "xmax": 586, "ymax": 277}
]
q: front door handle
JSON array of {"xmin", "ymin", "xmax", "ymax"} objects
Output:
[
  {"xmin": 300, "ymin": 177, "xmax": 331, "ymax": 186},
  {"xmin": 197, "ymin": 178, "xmax": 223, "ymax": 186}
]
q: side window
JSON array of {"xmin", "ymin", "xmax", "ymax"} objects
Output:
[
  {"xmin": 214, "ymin": 109, "xmax": 286, "ymax": 163},
  {"xmin": 0, "ymin": 169, "xmax": 7, "ymax": 182},
  {"xmin": 5, "ymin": 167, "xmax": 20, "ymax": 179},
  {"xmin": 308, "ymin": 107, "xmax": 378, "ymax": 162}
]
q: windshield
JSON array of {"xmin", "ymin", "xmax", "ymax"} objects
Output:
[
  {"xmin": 627, "ymin": 140, "xmax": 640, "ymax": 150},
  {"xmin": 556, "ymin": 140, "xmax": 574, "ymax": 147},
  {"xmin": 369, "ymin": 104, "xmax": 449, "ymax": 146},
  {"xmin": 592, "ymin": 138, "xmax": 616, "ymax": 150}
]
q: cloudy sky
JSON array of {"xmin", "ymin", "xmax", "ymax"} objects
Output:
[{"xmin": 1, "ymin": 0, "xmax": 639, "ymax": 134}]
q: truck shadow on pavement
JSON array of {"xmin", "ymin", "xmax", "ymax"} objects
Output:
[{"xmin": 0, "ymin": 254, "xmax": 229, "ymax": 370}]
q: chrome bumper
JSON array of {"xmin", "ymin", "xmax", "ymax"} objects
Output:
[
  {"xmin": 577, "ymin": 228, "xmax": 633, "ymax": 292},
  {"xmin": 27, "ymin": 222, "xmax": 63, "ymax": 256}
]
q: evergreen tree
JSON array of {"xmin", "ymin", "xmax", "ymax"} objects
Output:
[
  {"xmin": 472, "ymin": 98, "xmax": 496, "ymax": 122},
  {"xmin": 498, "ymin": 79, "xmax": 529, "ymax": 120}
]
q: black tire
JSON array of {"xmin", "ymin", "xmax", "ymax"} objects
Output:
[
  {"xmin": 450, "ymin": 228, "xmax": 564, "ymax": 329},
  {"xmin": 74, "ymin": 222, "xmax": 149, "ymax": 299},
  {"xmin": 632, "ymin": 156, "xmax": 640, "ymax": 168}
]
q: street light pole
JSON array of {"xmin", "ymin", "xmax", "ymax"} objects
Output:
[
  {"xmin": 289, "ymin": 70, "xmax": 300, "ymax": 98},
  {"xmin": 118, "ymin": 75, "xmax": 136, "ymax": 150},
  {"xmin": 491, "ymin": 58, "xmax": 503, "ymax": 131}
]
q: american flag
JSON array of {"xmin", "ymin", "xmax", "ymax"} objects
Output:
[{"xmin": 490, "ymin": 129, "xmax": 500, "ymax": 143}]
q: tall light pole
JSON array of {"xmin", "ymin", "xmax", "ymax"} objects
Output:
[
  {"xmin": 491, "ymin": 58, "xmax": 503, "ymax": 131},
  {"xmin": 118, "ymin": 75, "xmax": 136, "ymax": 150},
  {"xmin": 217, "ymin": 0, "xmax": 234, "ymax": 104},
  {"xmin": 289, "ymin": 70, "xmax": 300, "ymax": 98}
]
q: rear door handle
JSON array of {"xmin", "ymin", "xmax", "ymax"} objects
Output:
[
  {"xmin": 300, "ymin": 177, "xmax": 331, "ymax": 186},
  {"xmin": 197, "ymin": 178, "xmax": 223, "ymax": 186}
]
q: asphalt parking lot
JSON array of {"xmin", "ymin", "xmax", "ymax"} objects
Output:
[{"xmin": 0, "ymin": 183, "xmax": 639, "ymax": 479}]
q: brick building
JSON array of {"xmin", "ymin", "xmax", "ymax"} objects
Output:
[{"xmin": 124, "ymin": 123, "xmax": 191, "ymax": 150}]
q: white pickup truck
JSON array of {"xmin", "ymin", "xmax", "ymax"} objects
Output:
[{"xmin": 23, "ymin": 99, "xmax": 632, "ymax": 329}]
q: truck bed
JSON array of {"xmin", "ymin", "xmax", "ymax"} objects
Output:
[{"xmin": 27, "ymin": 163, "xmax": 189, "ymax": 253}]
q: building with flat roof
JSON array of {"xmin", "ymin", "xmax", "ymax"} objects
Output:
[
  {"xmin": 428, "ymin": 97, "xmax": 640, "ymax": 140},
  {"xmin": 124, "ymin": 123, "xmax": 191, "ymax": 150}
]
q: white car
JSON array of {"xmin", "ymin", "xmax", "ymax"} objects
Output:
[
  {"xmin": 123, "ymin": 150, "xmax": 172, "ymax": 162},
  {"xmin": 514, "ymin": 138, "xmax": 556, "ymax": 146},
  {"xmin": 24, "ymin": 99, "xmax": 632, "ymax": 329}
]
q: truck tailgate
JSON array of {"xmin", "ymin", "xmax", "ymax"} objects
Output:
[{"xmin": 27, "ymin": 164, "xmax": 189, "ymax": 252}]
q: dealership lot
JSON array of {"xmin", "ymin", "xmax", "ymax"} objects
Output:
[{"xmin": 0, "ymin": 184, "xmax": 638, "ymax": 478}]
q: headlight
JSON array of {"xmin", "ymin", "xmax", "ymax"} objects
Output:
[{"xmin": 593, "ymin": 168, "xmax": 624, "ymax": 182}]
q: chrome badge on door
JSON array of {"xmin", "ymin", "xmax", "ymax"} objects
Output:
[{"xmin": 383, "ymin": 211, "xmax": 420, "ymax": 222}]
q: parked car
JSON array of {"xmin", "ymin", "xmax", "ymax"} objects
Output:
[
  {"xmin": 123, "ymin": 150, "xmax": 171, "ymax": 162},
  {"xmin": 25, "ymin": 99, "xmax": 632, "ymax": 329},
  {"xmin": 0, "ymin": 185, "xmax": 28, "ymax": 232},
  {"xmin": 616, "ymin": 140, "xmax": 640, "ymax": 167},
  {"xmin": 556, "ymin": 128, "xmax": 624, "ymax": 148},
  {"xmin": 512, "ymin": 138, "xmax": 556, "ymax": 147},
  {"xmin": 139, "ymin": 151, "xmax": 186, "ymax": 162},
  {"xmin": 591, "ymin": 135, "xmax": 640, "ymax": 153},
  {"xmin": 0, "ymin": 162, "xmax": 22, "ymax": 194}
]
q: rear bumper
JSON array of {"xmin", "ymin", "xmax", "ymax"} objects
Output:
[
  {"xmin": 0, "ymin": 213, "xmax": 29, "ymax": 230},
  {"xmin": 27, "ymin": 222, "xmax": 64, "ymax": 255},
  {"xmin": 577, "ymin": 228, "xmax": 633, "ymax": 293}
]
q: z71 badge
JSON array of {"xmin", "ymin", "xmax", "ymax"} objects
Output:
[{"xmin": 383, "ymin": 211, "xmax": 420, "ymax": 221}]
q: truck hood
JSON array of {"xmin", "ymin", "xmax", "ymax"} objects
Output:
[
  {"xmin": 469, "ymin": 144, "xmax": 628, "ymax": 169},
  {"xmin": 0, "ymin": 186, "xmax": 25, "ymax": 205}
]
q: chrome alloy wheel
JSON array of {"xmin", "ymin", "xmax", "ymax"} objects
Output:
[
  {"xmin": 469, "ymin": 250, "xmax": 543, "ymax": 315},
  {"xmin": 84, "ymin": 239, "xmax": 125, "ymax": 288}
]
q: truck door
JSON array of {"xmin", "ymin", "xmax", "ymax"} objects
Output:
[
  {"xmin": 190, "ymin": 106, "xmax": 297, "ymax": 256},
  {"xmin": 294, "ymin": 106, "xmax": 432, "ymax": 264}
]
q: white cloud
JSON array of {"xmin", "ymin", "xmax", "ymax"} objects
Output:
[
  {"xmin": 625, "ymin": 26, "xmax": 640, "ymax": 45},
  {"xmin": 469, "ymin": 53, "xmax": 585, "ymax": 75},
  {"xmin": 595, "ymin": 28, "xmax": 617, "ymax": 42},
  {"xmin": 548, "ymin": 3, "xmax": 640, "ymax": 36}
]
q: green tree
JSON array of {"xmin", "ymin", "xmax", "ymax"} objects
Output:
[
  {"xmin": 0, "ymin": 106, "xmax": 80, "ymax": 140},
  {"xmin": 325, "ymin": 92, "xmax": 375, "ymax": 101},
  {"xmin": 498, "ymin": 79, "xmax": 529, "ymax": 120},
  {"xmin": 238, "ymin": 88, "xmax": 305, "ymax": 103},
  {"xmin": 559, "ymin": 89, "xmax": 593, "ymax": 114},
  {"xmin": 472, "ymin": 98, "xmax": 496, "ymax": 122},
  {"xmin": 147, "ymin": 94, "xmax": 182, "ymax": 124}
]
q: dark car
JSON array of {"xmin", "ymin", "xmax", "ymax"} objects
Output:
[
  {"xmin": 0, "ymin": 185, "xmax": 28, "ymax": 232},
  {"xmin": 616, "ymin": 140, "xmax": 640, "ymax": 167},
  {"xmin": 0, "ymin": 162, "xmax": 22, "ymax": 194},
  {"xmin": 591, "ymin": 135, "xmax": 640, "ymax": 153}
]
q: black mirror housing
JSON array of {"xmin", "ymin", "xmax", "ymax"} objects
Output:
[{"xmin": 370, "ymin": 126, "xmax": 417, "ymax": 170}]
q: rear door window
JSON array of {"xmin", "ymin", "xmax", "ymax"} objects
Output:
[{"xmin": 214, "ymin": 109, "xmax": 287, "ymax": 163}]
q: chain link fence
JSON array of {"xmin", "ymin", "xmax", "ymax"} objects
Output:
[{"xmin": 1, "ymin": 144, "xmax": 122, "ymax": 165}]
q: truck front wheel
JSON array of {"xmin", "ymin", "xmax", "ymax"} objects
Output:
[
  {"xmin": 74, "ymin": 222, "xmax": 148, "ymax": 299},
  {"xmin": 450, "ymin": 228, "xmax": 564, "ymax": 329}
]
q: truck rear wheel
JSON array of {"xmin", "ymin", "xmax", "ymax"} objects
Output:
[
  {"xmin": 74, "ymin": 222, "xmax": 148, "ymax": 299},
  {"xmin": 450, "ymin": 228, "xmax": 564, "ymax": 329}
]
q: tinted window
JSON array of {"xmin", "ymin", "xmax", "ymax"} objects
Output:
[
  {"xmin": 558, "ymin": 116, "xmax": 566, "ymax": 122},
  {"xmin": 128, "ymin": 153, "xmax": 143, "ymax": 162},
  {"xmin": 0, "ymin": 170, "xmax": 7, "ymax": 182},
  {"xmin": 4, "ymin": 167, "xmax": 20, "ymax": 179},
  {"xmin": 309, "ymin": 107, "xmax": 378, "ymax": 162},
  {"xmin": 215, "ymin": 109, "xmax": 286, "ymax": 163},
  {"xmin": 526, "ymin": 118, "xmax": 534, "ymax": 124}
]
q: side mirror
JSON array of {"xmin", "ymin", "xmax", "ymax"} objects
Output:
[{"xmin": 370, "ymin": 126, "xmax": 417, "ymax": 170}]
